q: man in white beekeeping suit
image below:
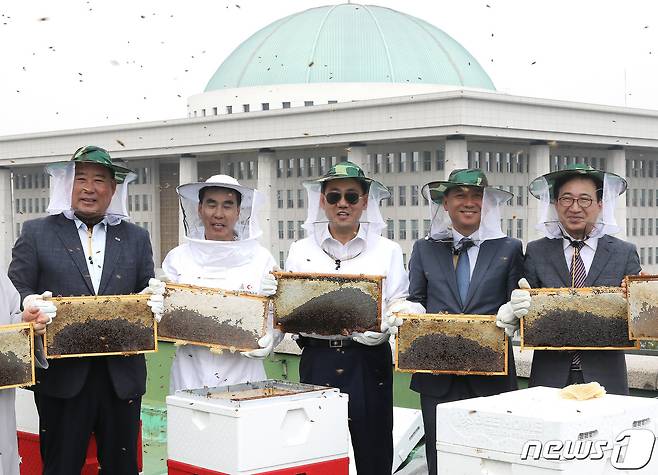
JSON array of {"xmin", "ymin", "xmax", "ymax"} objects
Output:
[
  {"xmin": 162, "ymin": 175, "xmax": 280, "ymax": 392},
  {"xmin": 285, "ymin": 161, "xmax": 423, "ymax": 475}
]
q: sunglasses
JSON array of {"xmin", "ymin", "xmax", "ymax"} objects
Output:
[{"xmin": 324, "ymin": 191, "xmax": 363, "ymax": 205}]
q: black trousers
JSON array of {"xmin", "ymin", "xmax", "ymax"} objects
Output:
[
  {"xmin": 299, "ymin": 341, "xmax": 393, "ymax": 475},
  {"xmin": 420, "ymin": 378, "xmax": 478, "ymax": 475},
  {"xmin": 35, "ymin": 359, "xmax": 141, "ymax": 475}
]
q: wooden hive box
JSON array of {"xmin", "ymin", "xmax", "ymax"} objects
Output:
[
  {"xmin": 395, "ymin": 314, "xmax": 508, "ymax": 375},
  {"xmin": 0, "ymin": 323, "xmax": 35, "ymax": 390},
  {"xmin": 520, "ymin": 287, "xmax": 638, "ymax": 350},
  {"xmin": 272, "ymin": 272, "xmax": 383, "ymax": 336},
  {"xmin": 158, "ymin": 283, "xmax": 269, "ymax": 351},
  {"xmin": 45, "ymin": 294, "xmax": 157, "ymax": 358},
  {"xmin": 626, "ymin": 274, "xmax": 658, "ymax": 341}
]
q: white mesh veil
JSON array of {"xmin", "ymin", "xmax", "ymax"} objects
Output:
[
  {"xmin": 45, "ymin": 161, "xmax": 136, "ymax": 224},
  {"xmin": 530, "ymin": 172, "xmax": 625, "ymax": 239},
  {"xmin": 421, "ymin": 184, "xmax": 512, "ymax": 243},
  {"xmin": 302, "ymin": 177, "xmax": 390, "ymax": 246},
  {"xmin": 177, "ymin": 175, "xmax": 263, "ymax": 241}
]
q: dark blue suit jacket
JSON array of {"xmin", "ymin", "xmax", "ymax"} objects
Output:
[
  {"xmin": 524, "ymin": 235, "xmax": 641, "ymax": 395},
  {"xmin": 8, "ymin": 213, "xmax": 154, "ymax": 400},
  {"xmin": 408, "ymin": 236, "xmax": 522, "ymax": 399}
]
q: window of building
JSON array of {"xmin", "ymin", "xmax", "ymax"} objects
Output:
[
  {"xmin": 517, "ymin": 186, "xmax": 524, "ymax": 206},
  {"xmin": 35, "ymin": 199, "xmax": 40, "ymax": 213},
  {"xmin": 261, "ymin": 103, "xmax": 269, "ymax": 111},
  {"xmin": 27, "ymin": 175, "xmax": 32, "ymax": 189},
  {"xmin": 411, "ymin": 152, "xmax": 419, "ymax": 172},
  {"xmin": 649, "ymin": 218, "xmax": 654, "ymax": 236},
  {"xmin": 411, "ymin": 185, "xmax": 419, "ymax": 206},
  {"xmin": 508, "ymin": 186, "xmax": 514, "ymax": 206},
  {"xmin": 516, "ymin": 153, "xmax": 525, "ymax": 173},
  {"xmin": 386, "ymin": 187, "xmax": 394, "ymax": 207},
  {"xmin": 411, "ymin": 219, "xmax": 419, "ymax": 240},
  {"xmin": 399, "ymin": 186, "xmax": 407, "ymax": 206},
  {"xmin": 287, "ymin": 221, "xmax": 295, "ymax": 240},
  {"xmin": 134, "ymin": 195, "xmax": 141, "ymax": 212},
  {"xmin": 227, "ymin": 162, "xmax": 235, "ymax": 177},
  {"xmin": 436, "ymin": 149, "xmax": 445, "ymax": 170},
  {"xmin": 403, "ymin": 253, "xmax": 407, "ymax": 269},
  {"xmin": 27, "ymin": 198, "xmax": 33, "ymax": 213},
  {"xmin": 225, "ymin": 105, "xmax": 233, "ymax": 114},
  {"xmin": 328, "ymin": 100, "xmax": 338, "ymax": 104},
  {"xmin": 14, "ymin": 199, "xmax": 19, "ymax": 213},
  {"xmin": 297, "ymin": 189, "xmax": 304, "ymax": 208},
  {"xmin": 287, "ymin": 190, "xmax": 293, "ymax": 208},
  {"xmin": 237, "ymin": 162, "xmax": 245, "ymax": 180},
  {"xmin": 649, "ymin": 247, "xmax": 654, "ymax": 265},
  {"xmin": 287, "ymin": 158, "xmax": 294, "ymax": 178},
  {"xmin": 309, "ymin": 157, "xmax": 316, "ymax": 176},
  {"xmin": 507, "ymin": 219, "xmax": 513, "ymax": 237},
  {"xmin": 505, "ymin": 153, "xmax": 512, "ymax": 173},
  {"xmin": 423, "ymin": 219, "xmax": 431, "ymax": 237},
  {"xmin": 42, "ymin": 198, "xmax": 47, "ymax": 211},
  {"xmin": 398, "ymin": 153, "xmax": 407, "ymax": 173},
  {"xmin": 632, "ymin": 218, "xmax": 637, "ymax": 236},
  {"xmin": 495, "ymin": 152, "xmax": 502, "ymax": 173},
  {"xmin": 387, "ymin": 220, "xmax": 394, "ymax": 240},
  {"xmin": 277, "ymin": 159, "xmax": 284, "ymax": 178},
  {"xmin": 242, "ymin": 104, "xmax": 250, "ymax": 113},
  {"xmin": 20, "ymin": 199, "xmax": 25, "ymax": 213},
  {"xmin": 282, "ymin": 102, "xmax": 291, "ymax": 109},
  {"xmin": 278, "ymin": 221, "xmax": 284, "ymax": 239},
  {"xmin": 399, "ymin": 220, "xmax": 407, "ymax": 240},
  {"xmin": 649, "ymin": 189, "xmax": 654, "ymax": 207},
  {"xmin": 374, "ymin": 154, "xmax": 383, "ymax": 174},
  {"xmin": 517, "ymin": 219, "xmax": 524, "ymax": 239},
  {"xmin": 319, "ymin": 157, "xmax": 326, "ymax": 176},
  {"xmin": 298, "ymin": 221, "xmax": 305, "ymax": 239},
  {"xmin": 641, "ymin": 218, "xmax": 646, "ymax": 236},
  {"xmin": 304, "ymin": 101, "xmax": 314, "ymax": 107},
  {"xmin": 277, "ymin": 190, "xmax": 283, "ymax": 209},
  {"xmin": 142, "ymin": 195, "xmax": 149, "ymax": 211},
  {"xmin": 422, "ymin": 151, "xmax": 432, "ymax": 172},
  {"xmin": 484, "ymin": 152, "xmax": 492, "ymax": 172},
  {"xmin": 640, "ymin": 247, "xmax": 646, "ymax": 265},
  {"xmin": 632, "ymin": 189, "xmax": 638, "ymax": 207},
  {"xmin": 279, "ymin": 251, "xmax": 285, "ymax": 269},
  {"xmin": 248, "ymin": 161, "xmax": 255, "ymax": 179},
  {"xmin": 385, "ymin": 153, "xmax": 394, "ymax": 173},
  {"xmin": 641, "ymin": 189, "xmax": 646, "ymax": 207}
]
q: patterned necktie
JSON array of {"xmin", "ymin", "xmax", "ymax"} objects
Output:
[
  {"xmin": 455, "ymin": 238, "xmax": 474, "ymax": 306},
  {"xmin": 570, "ymin": 240, "xmax": 586, "ymax": 370}
]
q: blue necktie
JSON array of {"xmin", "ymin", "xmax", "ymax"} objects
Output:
[{"xmin": 456, "ymin": 238, "xmax": 474, "ymax": 306}]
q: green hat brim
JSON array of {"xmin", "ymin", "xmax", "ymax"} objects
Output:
[
  {"xmin": 422, "ymin": 181, "xmax": 513, "ymax": 204},
  {"xmin": 529, "ymin": 168, "xmax": 627, "ymax": 199},
  {"xmin": 72, "ymin": 157, "xmax": 134, "ymax": 184}
]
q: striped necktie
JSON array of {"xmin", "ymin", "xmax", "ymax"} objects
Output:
[{"xmin": 570, "ymin": 240, "xmax": 586, "ymax": 370}]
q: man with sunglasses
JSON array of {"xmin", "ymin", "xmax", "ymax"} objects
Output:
[
  {"xmin": 285, "ymin": 161, "xmax": 422, "ymax": 475},
  {"xmin": 497, "ymin": 163, "xmax": 640, "ymax": 394},
  {"xmin": 407, "ymin": 169, "xmax": 523, "ymax": 475}
]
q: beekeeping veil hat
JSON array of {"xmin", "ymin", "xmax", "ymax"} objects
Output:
[
  {"xmin": 421, "ymin": 168, "xmax": 512, "ymax": 243},
  {"xmin": 302, "ymin": 161, "xmax": 390, "ymax": 246},
  {"xmin": 529, "ymin": 163, "xmax": 626, "ymax": 239},
  {"xmin": 45, "ymin": 145, "xmax": 136, "ymax": 224}
]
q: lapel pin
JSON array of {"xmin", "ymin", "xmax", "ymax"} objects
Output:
[{"xmin": 115, "ymin": 237, "xmax": 121, "ymax": 242}]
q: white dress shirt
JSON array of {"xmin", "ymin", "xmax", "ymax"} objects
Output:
[
  {"xmin": 319, "ymin": 224, "xmax": 368, "ymax": 262},
  {"xmin": 562, "ymin": 236, "xmax": 598, "ymax": 274},
  {"xmin": 451, "ymin": 229, "xmax": 481, "ymax": 278},
  {"xmin": 72, "ymin": 217, "xmax": 109, "ymax": 294}
]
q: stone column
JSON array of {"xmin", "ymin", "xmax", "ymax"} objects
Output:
[
  {"xmin": 0, "ymin": 169, "xmax": 13, "ymax": 271},
  {"xmin": 444, "ymin": 135, "xmax": 468, "ymax": 175},
  {"xmin": 257, "ymin": 149, "xmax": 276, "ymax": 253},
  {"xmin": 347, "ymin": 142, "xmax": 368, "ymax": 172},
  {"xmin": 527, "ymin": 142, "xmax": 551, "ymax": 242},
  {"xmin": 608, "ymin": 146, "xmax": 627, "ymax": 238},
  {"xmin": 178, "ymin": 154, "xmax": 198, "ymax": 244}
]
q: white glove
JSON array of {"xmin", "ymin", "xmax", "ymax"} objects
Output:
[
  {"xmin": 140, "ymin": 278, "xmax": 166, "ymax": 323},
  {"xmin": 240, "ymin": 329, "xmax": 283, "ymax": 359},
  {"xmin": 23, "ymin": 291, "xmax": 57, "ymax": 324},
  {"xmin": 260, "ymin": 273, "xmax": 278, "ymax": 297},
  {"xmin": 383, "ymin": 300, "xmax": 425, "ymax": 335},
  {"xmin": 352, "ymin": 331, "xmax": 390, "ymax": 346},
  {"xmin": 495, "ymin": 278, "xmax": 532, "ymax": 337}
]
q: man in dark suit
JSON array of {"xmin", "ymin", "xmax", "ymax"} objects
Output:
[
  {"xmin": 407, "ymin": 169, "xmax": 526, "ymax": 475},
  {"xmin": 8, "ymin": 146, "xmax": 162, "ymax": 474},
  {"xmin": 504, "ymin": 163, "xmax": 640, "ymax": 395}
]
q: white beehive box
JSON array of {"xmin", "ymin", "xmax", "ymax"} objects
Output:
[
  {"xmin": 166, "ymin": 380, "xmax": 349, "ymax": 474},
  {"xmin": 14, "ymin": 387, "xmax": 39, "ymax": 434},
  {"xmin": 392, "ymin": 407, "xmax": 424, "ymax": 472},
  {"xmin": 436, "ymin": 386, "xmax": 658, "ymax": 474}
]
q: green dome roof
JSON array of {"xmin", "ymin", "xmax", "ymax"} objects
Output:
[{"xmin": 205, "ymin": 3, "xmax": 495, "ymax": 91}]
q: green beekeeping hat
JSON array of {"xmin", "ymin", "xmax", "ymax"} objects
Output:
[
  {"xmin": 529, "ymin": 163, "xmax": 627, "ymax": 200},
  {"xmin": 422, "ymin": 168, "xmax": 510, "ymax": 203},
  {"xmin": 70, "ymin": 146, "xmax": 134, "ymax": 184},
  {"xmin": 315, "ymin": 161, "xmax": 372, "ymax": 184}
]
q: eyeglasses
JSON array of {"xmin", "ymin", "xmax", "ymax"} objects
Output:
[
  {"xmin": 557, "ymin": 195, "xmax": 595, "ymax": 208},
  {"xmin": 324, "ymin": 191, "xmax": 363, "ymax": 205}
]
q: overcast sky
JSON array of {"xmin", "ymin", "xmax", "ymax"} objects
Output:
[{"xmin": 1, "ymin": 0, "xmax": 657, "ymax": 136}]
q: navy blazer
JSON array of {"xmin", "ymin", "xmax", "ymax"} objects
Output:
[
  {"xmin": 8, "ymin": 213, "xmax": 155, "ymax": 400},
  {"xmin": 524, "ymin": 235, "xmax": 641, "ymax": 395},
  {"xmin": 408, "ymin": 236, "xmax": 523, "ymax": 399}
]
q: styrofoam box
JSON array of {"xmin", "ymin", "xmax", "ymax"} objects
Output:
[
  {"xmin": 15, "ymin": 388, "xmax": 39, "ymax": 434},
  {"xmin": 436, "ymin": 386, "xmax": 658, "ymax": 474},
  {"xmin": 166, "ymin": 380, "xmax": 349, "ymax": 474}
]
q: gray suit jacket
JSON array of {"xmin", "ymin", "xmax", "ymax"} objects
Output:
[
  {"xmin": 408, "ymin": 236, "xmax": 522, "ymax": 399},
  {"xmin": 524, "ymin": 235, "xmax": 641, "ymax": 395},
  {"xmin": 8, "ymin": 213, "xmax": 154, "ymax": 400}
]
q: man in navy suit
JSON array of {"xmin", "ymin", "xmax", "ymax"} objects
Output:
[
  {"xmin": 499, "ymin": 164, "xmax": 641, "ymax": 395},
  {"xmin": 407, "ymin": 169, "xmax": 528, "ymax": 475},
  {"xmin": 9, "ymin": 146, "xmax": 163, "ymax": 474}
]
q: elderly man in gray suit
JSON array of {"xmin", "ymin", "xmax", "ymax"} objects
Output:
[
  {"xmin": 498, "ymin": 163, "xmax": 641, "ymax": 395},
  {"xmin": 408, "ymin": 169, "xmax": 529, "ymax": 475},
  {"xmin": 8, "ymin": 146, "xmax": 164, "ymax": 475}
]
